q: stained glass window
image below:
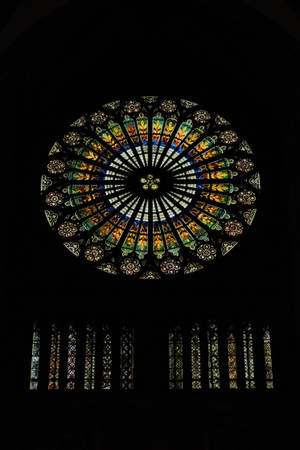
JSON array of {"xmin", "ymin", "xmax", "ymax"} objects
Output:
[
  {"xmin": 66, "ymin": 325, "xmax": 77, "ymax": 390},
  {"xmin": 84, "ymin": 324, "xmax": 96, "ymax": 390},
  {"xmin": 48, "ymin": 324, "xmax": 61, "ymax": 390},
  {"xmin": 102, "ymin": 325, "xmax": 113, "ymax": 390},
  {"xmin": 207, "ymin": 321, "xmax": 220, "ymax": 389},
  {"xmin": 169, "ymin": 326, "xmax": 184, "ymax": 389},
  {"xmin": 263, "ymin": 327, "xmax": 274, "ymax": 389},
  {"xmin": 41, "ymin": 96, "xmax": 261, "ymax": 279},
  {"xmin": 120, "ymin": 326, "xmax": 134, "ymax": 390},
  {"xmin": 29, "ymin": 322, "xmax": 40, "ymax": 390},
  {"xmin": 227, "ymin": 332, "xmax": 238, "ymax": 389},
  {"xmin": 191, "ymin": 324, "xmax": 202, "ymax": 389},
  {"xmin": 243, "ymin": 323, "xmax": 255, "ymax": 389}
]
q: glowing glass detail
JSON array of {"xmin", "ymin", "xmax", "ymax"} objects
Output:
[
  {"xmin": 66, "ymin": 325, "xmax": 77, "ymax": 390},
  {"xmin": 29, "ymin": 322, "xmax": 40, "ymax": 390},
  {"xmin": 48, "ymin": 324, "xmax": 61, "ymax": 390},
  {"xmin": 41, "ymin": 97, "xmax": 261, "ymax": 278},
  {"xmin": 120, "ymin": 326, "xmax": 134, "ymax": 390},
  {"xmin": 243, "ymin": 323, "xmax": 255, "ymax": 389},
  {"xmin": 227, "ymin": 332, "xmax": 238, "ymax": 389},
  {"xmin": 102, "ymin": 325, "xmax": 113, "ymax": 390},
  {"xmin": 263, "ymin": 327, "xmax": 274, "ymax": 389},
  {"xmin": 207, "ymin": 321, "xmax": 220, "ymax": 389},
  {"xmin": 84, "ymin": 324, "xmax": 96, "ymax": 390},
  {"xmin": 140, "ymin": 174, "xmax": 160, "ymax": 191},
  {"xmin": 191, "ymin": 324, "xmax": 202, "ymax": 389},
  {"xmin": 169, "ymin": 326, "xmax": 183, "ymax": 389}
]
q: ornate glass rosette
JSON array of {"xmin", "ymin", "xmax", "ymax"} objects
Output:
[{"xmin": 41, "ymin": 97, "xmax": 261, "ymax": 278}]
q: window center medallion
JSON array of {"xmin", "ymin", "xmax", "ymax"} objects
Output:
[{"xmin": 140, "ymin": 174, "xmax": 160, "ymax": 191}]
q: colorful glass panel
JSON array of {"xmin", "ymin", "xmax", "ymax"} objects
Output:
[
  {"xmin": 84, "ymin": 324, "xmax": 96, "ymax": 390},
  {"xmin": 120, "ymin": 326, "xmax": 134, "ymax": 390},
  {"xmin": 29, "ymin": 322, "xmax": 40, "ymax": 390},
  {"xmin": 169, "ymin": 327, "xmax": 183, "ymax": 389},
  {"xmin": 227, "ymin": 332, "xmax": 238, "ymax": 389},
  {"xmin": 102, "ymin": 325, "xmax": 113, "ymax": 390},
  {"xmin": 243, "ymin": 323, "xmax": 255, "ymax": 389},
  {"xmin": 66, "ymin": 325, "xmax": 77, "ymax": 390},
  {"xmin": 191, "ymin": 324, "xmax": 202, "ymax": 389},
  {"xmin": 263, "ymin": 327, "xmax": 274, "ymax": 389},
  {"xmin": 41, "ymin": 97, "xmax": 261, "ymax": 278},
  {"xmin": 48, "ymin": 324, "xmax": 61, "ymax": 390},
  {"xmin": 207, "ymin": 322, "xmax": 220, "ymax": 389}
]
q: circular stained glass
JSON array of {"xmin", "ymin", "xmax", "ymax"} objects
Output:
[{"xmin": 41, "ymin": 96, "xmax": 261, "ymax": 278}]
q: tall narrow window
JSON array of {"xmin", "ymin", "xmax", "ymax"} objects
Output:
[
  {"xmin": 227, "ymin": 332, "xmax": 238, "ymax": 389},
  {"xmin": 263, "ymin": 327, "xmax": 274, "ymax": 389},
  {"xmin": 191, "ymin": 323, "xmax": 201, "ymax": 389},
  {"xmin": 120, "ymin": 326, "xmax": 134, "ymax": 390},
  {"xmin": 48, "ymin": 324, "xmax": 61, "ymax": 390},
  {"xmin": 102, "ymin": 325, "xmax": 113, "ymax": 390},
  {"xmin": 29, "ymin": 322, "xmax": 40, "ymax": 390},
  {"xmin": 84, "ymin": 324, "xmax": 96, "ymax": 390},
  {"xmin": 243, "ymin": 322, "xmax": 255, "ymax": 389},
  {"xmin": 66, "ymin": 325, "xmax": 77, "ymax": 390},
  {"xmin": 207, "ymin": 321, "xmax": 220, "ymax": 389},
  {"xmin": 169, "ymin": 326, "xmax": 183, "ymax": 389}
]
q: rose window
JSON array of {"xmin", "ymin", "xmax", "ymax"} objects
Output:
[{"xmin": 41, "ymin": 96, "xmax": 261, "ymax": 278}]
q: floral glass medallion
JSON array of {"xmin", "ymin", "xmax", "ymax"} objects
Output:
[{"xmin": 41, "ymin": 96, "xmax": 261, "ymax": 278}]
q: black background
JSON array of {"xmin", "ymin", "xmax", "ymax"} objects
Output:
[{"xmin": 1, "ymin": 1, "xmax": 298, "ymax": 449}]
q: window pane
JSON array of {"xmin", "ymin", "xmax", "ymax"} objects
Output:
[
  {"xmin": 120, "ymin": 326, "xmax": 134, "ymax": 390},
  {"xmin": 227, "ymin": 332, "xmax": 238, "ymax": 389},
  {"xmin": 84, "ymin": 324, "xmax": 96, "ymax": 390},
  {"xmin": 169, "ymin": 326, "xmax": 183, "ymax": 389},
  {"xmin": 243, "ymin": 323, "xmax": 255, "ymax": 389},
  {"xmin": 191, "ymin": 323, "xmax": 201, "ymax": 389},
  {"xmin": 48, "ymin": 324, "xmax": 61, "ymax": 390},
  {"xmin": 66, "ymin": 325, "xmax": 77, "ymax": 390},
  {"xmin": 29, "ymin": 322, "xmax": 40, "ymax": 390},
  {"xmin": 263, "ymin": 328, "xmax": 274, "ymax": 389},
  {"xmin": 207, "ymin": 321, "xmax": 220, "ymax": 389},
  {"xmin": 102, "ymin": 325, "xmax": 113, "ymax": 390}
]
